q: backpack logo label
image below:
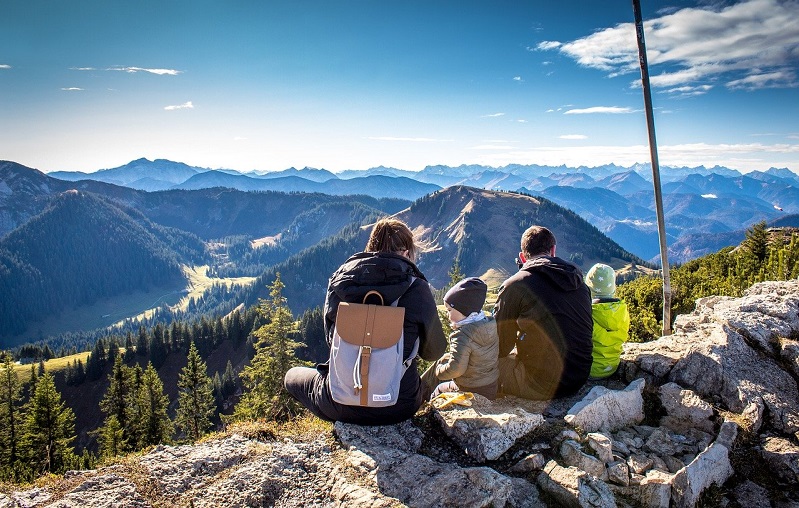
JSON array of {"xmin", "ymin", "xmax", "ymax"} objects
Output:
[{"xmin": 372, "ymin": 393, "xmax": 392, "ymax": 402}]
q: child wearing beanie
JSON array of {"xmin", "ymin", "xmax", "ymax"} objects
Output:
[
  {"xmin": 421, "ymin": 277, "xmax": 499, "ymax": 400},
  {"xmin": 584, "ymin": 263, "xmax": 630, "ymax": 379}
]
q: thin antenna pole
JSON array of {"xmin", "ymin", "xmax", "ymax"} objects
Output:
[{"xmin": 632, "ymin": 0, "xmax": 672, "ymax": 336}]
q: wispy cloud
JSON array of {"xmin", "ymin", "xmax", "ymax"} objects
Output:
[
  {"xmin": 664, "ymin": 84, "xmax": 713, "ymax": 97},
  {"xmin": 536, "ymin": 0, "xmax": 799, "ymax": 91},
  {"xmin": 481, "ymin": 112, "xmax": 505, "ymax": 118},
  {"xmin": 564, "ymin": 106, "xmax": 635, "ymax": 114},
  {"xmin": 70, "ymin": 67, "xmax": 95, "ymax": 71},
  {"xmin": 513, "ymin": 76, "xmax": 522, "ymax": 81},
  {"xmin": 61, "ymin": 87, "xmax": 83, "ymax": 91},
  {"xmin": 560, "ymin": 134, "xmax": 588, "ymax": 140},
  {"xmin": 110, "ymin": 66, "xmax": 181, "ymax": 75},
  {"xmin": 0, "ymin": 64, "xmax": 10, "ymax": 69},
  {"xmin": 164, "ymin": 101, "xmax": 193, "ymax": 110},
  {"xmin": 516, "ymin": 119, "xmax": 528, "ymax": 123}
]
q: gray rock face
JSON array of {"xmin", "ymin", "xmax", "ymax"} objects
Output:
[
  {"xmin": 432, "ymin": 394, "xmax": 544, "ymax": 462},
  {"xmin": 564, "ymin": 378, "xmax": 645, "ymax": 432},
  {"xmin": 621, "ymin": 279, "xmax": 799, "ymax": 438},
  {"xmin": 3, "ymin": 279, "xmax": 799, "ymax": 507}
]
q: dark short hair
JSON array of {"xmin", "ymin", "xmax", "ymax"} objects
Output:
[
  {"xmin": 521, "ymin": 225, "xmax": 556, "ymax": 257},
  {"xmin": 366, "ymin": 218, "xmax": 417, "ymax": 261}
]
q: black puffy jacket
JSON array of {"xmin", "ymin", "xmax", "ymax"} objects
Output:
[
  {"xmin": 323, "ymin": 251, "xmax": 446, "ymax": 423},
  {"xmin": 494, "ymin": 255, "xmax": 593, "ymax": 398}
]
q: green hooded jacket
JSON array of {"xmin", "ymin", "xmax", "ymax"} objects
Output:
[{"xmin": 589, "ymin": 298, "xmax": 630, "ymax": 378}]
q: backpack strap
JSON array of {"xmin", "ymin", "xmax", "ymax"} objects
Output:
[{"xmin": 396, "ymin": 276, "xmax": 419, "ymax": 369}]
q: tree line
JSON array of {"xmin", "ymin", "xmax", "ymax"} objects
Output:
[{"xmin": 618, "ymin": 223, "xmax": 799, "ymax": 341}]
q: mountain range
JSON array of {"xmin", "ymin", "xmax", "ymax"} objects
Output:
[
  {"xmin": 43, "ymin": 158, "xmax": 799, "ymax": 263},
  {"xmin": 0, "ymin": 160, "xmax": 647, "ymax": 343}
]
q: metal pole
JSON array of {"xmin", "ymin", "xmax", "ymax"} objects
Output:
[{"xmin": 632, "ymin": 0, "xmax": 672, "ymax": 336}]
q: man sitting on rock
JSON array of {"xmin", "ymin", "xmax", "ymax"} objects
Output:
[{"xmin": 493, "ymin": 225, "xmax": 593, "ymax": 400}]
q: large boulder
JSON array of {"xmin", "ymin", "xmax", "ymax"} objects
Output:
[
  {"xmin": 621, "ymin": 280, "xmax": 799, "ymax": 437},
  {"xmin": 432, "ymin": 394, "xmax": 545, "ymax": 462}
]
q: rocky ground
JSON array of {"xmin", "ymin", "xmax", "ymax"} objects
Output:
[{"xmin": 2, "ymin": 279, "xmax": 798, "ymax": 507}]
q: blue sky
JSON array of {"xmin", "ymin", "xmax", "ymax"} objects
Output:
[{"xmin": 2, "ymin": 0, "xmax": 798, "ymax": 174}]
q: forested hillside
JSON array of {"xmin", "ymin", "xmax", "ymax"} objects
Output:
[
  {"xmin": 619, "ymin": 223, "xmax": 799, "ymax": 342},
  {"xmin": 0, "ymin": 191, "xmax": 206, "ymax": 337},
  {"xmin": 226, "ymin": 187, "xmax": 649, "ymax": 317}
]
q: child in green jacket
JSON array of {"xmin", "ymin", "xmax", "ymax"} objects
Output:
[{"xmin": 585, "ymin": 264, "xmax": 630, "ymax": 379}]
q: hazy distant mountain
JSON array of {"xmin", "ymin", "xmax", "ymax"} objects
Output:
[
  {"xmin": 50, "ymin": 158, "xmax": 202, "ymax": 191},
  {"xmin": 595, "ymin": 170, "xmax": 651, "ymax": 196},
  {"xmin": 336, "ymin": 166, "xmax": 418, "ymax": 180},
  {"xmin": 252, "ymin": 166, "xmax": 338, "ymax": 182},
  {"xmin": 175, "ymin": 171, "xmax": 439, "ymax": 199}
]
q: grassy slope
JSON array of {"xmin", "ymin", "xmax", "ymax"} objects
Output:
[{"xmin": 5, "ymin": 265, "xmax": 256, "ymax": 349}]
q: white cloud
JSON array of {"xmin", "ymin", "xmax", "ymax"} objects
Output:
[
  {"xmin": 727, "ymin": 69, "xmax": 798, "ymax": 90},
  {"xmin": 110, "ymin": 66, "xmax": 181, "ymax": 75},
  {"xmin": 516, "ymin": 119, "xmax": 528, "ymax": 123},
  {"xmin": 564, "ymin": 106, "xmax": 635, "ymax": 114},
  {"xmin": 538, "ymin": 0, "xmax": 799, "ymax": 91},
  {"xmin": 536, "ymin": 41, "xmax": 562, "ymax": 51},
  {"xmin": 702, "ymin": 193, "xmax": 718, "ymax": 199},
  {"xmin": 560, "ymin": 134, "xmax": 588, "ymax": 140},
  {"xmin": 70, "ymin": 67, "xmax": 95, "ymax": 71},
  {"xmin": 164, "ymin": 101, "xmax": 194, "ymax": 110},
  {"xmin": 481, "ymin": 112, "xmax": 505, "ymax": 118},
  {"xmin": 61, "ymin": 87, "xmax": 83, "ymax": 91},
  {"xmin": 664, "ymin": 84, "xmax": 714, "ymax": 96},
  {"xmin": 513, "ymin": 76, "xmax": 522, "ymax": 81},
  {"xmin": 0, "ymin": 64, "xmax": 10, "ymax": 69},
  {"xmin": 545, "ymin": 109, "xmax": 555, "ymax": 113}
]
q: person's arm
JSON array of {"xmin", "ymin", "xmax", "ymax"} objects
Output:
[
  {"xmin": 435, "ymin": 330, "xmax": 470, "ymax": 380},
  {"xmin": 322, "ymin": 284, "xmax": 340, "ymax": 346},
  {"xmin": 410, "ymin": 281, "xmax": 447, "ymax": 361},
  {"xmin": 494, "ymin": 281, "xmax": 522, "ymax": 357}
]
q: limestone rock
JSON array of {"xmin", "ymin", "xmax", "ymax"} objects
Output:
[
  {"xmin": 671, "ymin": 441, "xmax": 734, "ymax": 508},
  {"xmin": 432, "ymin": 394, "xmax": 544, "ymax": 462},
  {"xmin": 41, "ymin": 475, "xmax": 148, "ymax": 508},
  {"xmin": 506, "ymin": 478, "xmax": 542, "ymax": 508},
  {"xmin": 622, "ymin": 280, "xmax": 799, "ymax": 437},
  {"xmin": 336, "ymin": 421, "xmax": 514, "ymax": 507},
  {"xmin": 759, "ymin": 435, "xmax": 799, "ymax": 485},
  {"xmin": 560, "ymin": 440, "xmax": 607, "ymax": 481},
  {"xmin": 587, "ymin": 433, "xmax": 614, "ymax": 464},
  {"xmin": 658, "ymin": 382, "xmax": 715, "ymax": 434},
  {"xmin": 509, "ymin": 453, "xmax": 546, "ymax": 473},
  {"xmin": 731, "ymin": 480, "xmax": 771, "ymax": 508},
  {"xmin": 564, "ymin": 378, "xmax": 645, "ymax": 433},
  {"xmin": 537, "ymin": 460, "xmax": 617, "ymax": 508}
]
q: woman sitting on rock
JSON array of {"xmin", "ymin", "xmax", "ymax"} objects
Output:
[{"xmin": 284, "ymin": 218, "xmax": 446, "ymax": 425}]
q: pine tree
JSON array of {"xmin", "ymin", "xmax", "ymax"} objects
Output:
[
  {"xmin": 743, "ymin": 220, "xmax": 769, "ymax": 263},
  {"xmin": 20, "ymin": 373, "xmax": 76, "ymax": 475},
  {"xmin": 98, "ymin": 353, "xmax": 133, "ymax": 454},
  {"xmin": 96, "ymin": 415, "xmax": 125, "ymax": 458},
  {"xmin": 175, "ymin": 343, "xmax": 215, "ymax": 442},
  {"xmin": 447, "ymin": 257, "xmax": 464, "ymax": 290},
  {"xmin": 232, "ymin": 273, "xmax": 307, "ymax": 422},
  {"xmin": 222, "ymin": 360, "xmax": 237, "ymax": 397},
  {"xmin": 134, "ymin": 363, "xmax": 172, "ymax": 448},
  {"xmin": 0, "ymin": 354, "xmax": 23, "ymax": 479}
]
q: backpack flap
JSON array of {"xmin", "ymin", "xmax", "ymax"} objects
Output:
[{"xmin": 335, "ymin": 302, "xmax": 405, "ymax": 348}]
